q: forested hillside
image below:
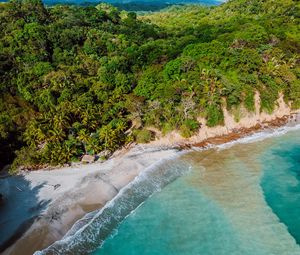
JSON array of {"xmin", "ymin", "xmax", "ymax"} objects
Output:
[{"xmin": 0, "ymin": 0, "xmax": 299, "ymax": 171}]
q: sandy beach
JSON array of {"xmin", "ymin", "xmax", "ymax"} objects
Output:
[
  {"xmin": 1, "ymin": 147, "xmax": 178, "ymax": 255},
  {"xmin": 1, "ymin": 92, "xmax": 300, "ymax": 255}
]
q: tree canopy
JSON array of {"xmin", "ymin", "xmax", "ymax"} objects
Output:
[{"xmin": 0, "ymin": 0, "xmax": 299, "ymax": 172}]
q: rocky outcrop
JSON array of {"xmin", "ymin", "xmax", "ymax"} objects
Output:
[{"xmin": 81, "ymin": 155, "xmax": 95, "ymax": 164}]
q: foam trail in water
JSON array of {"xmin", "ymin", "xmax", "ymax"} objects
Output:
[{"xmin": 34, "ymin": 155, "xmax": 190, "ymax": 255}]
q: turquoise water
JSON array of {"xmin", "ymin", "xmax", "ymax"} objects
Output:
[
  {"xmin": 261, "ymin": 133, "xmax": 300, "ymax": 244},
  {"xmin": 92, "ymin": 179, "xmax": 250, "ymax": 255},
  {"xmin": 92, "ymin": 129, "xmax": 300, "ymax": 255},
  {"xmin": 36, "ymin": 128, "xmax": 300, "ymax": 255}
]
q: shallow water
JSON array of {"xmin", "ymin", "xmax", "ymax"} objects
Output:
[
  {"xmin": 91, "ymin": 129, "xmax": 300, "ymax": 255},
  {"xmin": 35, "ymin": 127, "xmax": 300, "ymax": 255}
]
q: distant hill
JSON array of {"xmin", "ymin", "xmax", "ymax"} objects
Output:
[
  {"xmin": 42, "ymin": 0, "xmax": 223, "ymax": 5},
  {"xmin": 1, "ymin": 0, "xmax": 224, "ymax": 10},
  {"xmin": 45, "ymin": 0, "xmax": 224, "ymax": 12}
]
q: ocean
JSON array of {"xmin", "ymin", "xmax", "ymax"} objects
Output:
[
  {"xmin": 91, "ymin": 127, "xmax": 300, "ymax": 255},
  {"xmin": 36, "ymin": 125, "xmax": 300, "ymax": 255}
]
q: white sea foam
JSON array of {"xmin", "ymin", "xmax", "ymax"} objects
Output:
[{"xmin": 34, "ymin": 153, "xmax": 189, "ymax": 255}]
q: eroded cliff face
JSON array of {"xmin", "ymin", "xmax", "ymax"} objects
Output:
[{"xmin": 147, "ymin": 92, "xmax": 300, "ymax": 147}]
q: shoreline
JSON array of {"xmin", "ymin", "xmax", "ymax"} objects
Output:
[
  {"xmin": 1, "ymin": 147, "xmax": 179, "ymax": 255},
  {"xmin": 2, "ymin": 110, "xmax": 300, "ymax": 255},
  {"xmin": 190, "ymin": 114, "xmax": 298, "ymax": 148},
  {"xmin": 36, "ymin": 113, "xmax": 300, "ymax": 255}
]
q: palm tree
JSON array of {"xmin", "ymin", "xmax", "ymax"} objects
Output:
[
  {"xmin": 48, "ymin": 127, "xmax": 66, "ymax": 142},
  {"xmin": 77, "ymin": 129, "xmax": 91, "ymax": 154}
]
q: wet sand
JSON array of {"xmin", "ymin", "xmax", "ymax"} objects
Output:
[{"xmin": 2, "ymin": 147, "xmax": 178, "ymax": 255}]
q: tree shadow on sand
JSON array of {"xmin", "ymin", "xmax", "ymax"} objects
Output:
[{"xmin": 0, "ymin": 175, "xmax": 51, "ymax": 252}]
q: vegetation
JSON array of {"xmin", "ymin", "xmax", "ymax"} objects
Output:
[
  {"xmin": 133, "ymin": 129, "xmax": 154, "ymax": 143},
  {"xmin": 0, "ymin": 0, "xmax": 299, "ymax": 172}
]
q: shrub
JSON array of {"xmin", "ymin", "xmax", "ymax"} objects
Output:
[
  {"xmin": 244, "ymin": 89, "xmax": 255, "ymax": 112},
  {"xmin": 206, "ymin": 104, "xmax": 224, "ymax": 127},
  {"xmin": 134, "ymin": 129, "xmax": 154, "ymax": 144},
  {"xmin": 10, "ymin": 147, "xmax": 40, "ymax": 173},
  {"xmin": 161, "ymin": 122, "xmax": 174, "ymax": 135},
  {"xmin": 180, "ymin": 119, "xmax": 200, "ymax": 138}
]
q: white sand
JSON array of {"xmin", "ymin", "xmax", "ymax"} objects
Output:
[{"xmin": 3, "ymin": 146, "xmax": 178, "ymax": 255}]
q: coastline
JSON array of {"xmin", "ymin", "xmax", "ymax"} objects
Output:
[
  {"xmin": 191, "ymin": 114, "xmax": 299, "ymax": 148},
  {"xmin": 2, "ymin": 99, "xmax": 300, "ymax": 254},
  {"xmin": 1, "ymin": 147, "xmax": 178, "ymax": 255},
  {"xmin": 145, "ymin": 93, "xmax": 300, "ymax": 148},
  {"xmin": 35, "ymin": 113, "xmax": 300, "ymax": 255}
]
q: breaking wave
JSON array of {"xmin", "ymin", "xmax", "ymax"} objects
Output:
[{"xmin": 34, "ymin": 155, "xmax": 190, "ymax": 255}]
